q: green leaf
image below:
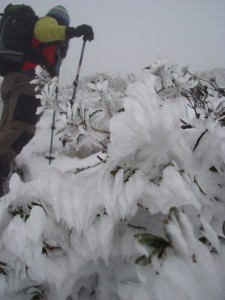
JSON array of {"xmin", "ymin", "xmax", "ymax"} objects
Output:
[
  {"xmin": 209, "ymin": 166, "xmax": 218, "ymax": 173},
  {"xmin": 42, "ymin": 247, "xmax": 47, "ymax": 255},
  {"xmin": 110, "ymin": 166, "xmax": 121, "ymax": 176},
  {"xmin": 31, "ymin": 202, "xmax": 43, "ymax": 207},
  {"xmin": 135, "ymin": 255, "xmax": 151, "ymax": 266},
  {"xmin": 24, "ymin": 214, "xmax": 30, "ymax": 222},
  {"xmin": 124, "ymin": 168, "xmax": 137, "ymax": 182},
  {"xmin": 168, "ymin": 206, "xmax": 180, "ymax": 221},
  {"xmin": 199, "ymin": 236, "xmax": 209, "ymax": 245},
  {"xmin": 134, "ymin": 233, "xmax": 169, "ymax": 249}
]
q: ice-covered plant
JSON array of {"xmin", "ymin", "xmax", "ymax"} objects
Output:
[
  {"xmin": 32, "ymin": 68, "xmax": 119, "ymax": 156},
  {"xmin": 145, "ymin": 58, "xmax": 225, "ymax": 122},
  {"xmin": 3, "ymin": 61, "xmax": 224, "ymax": 300}
]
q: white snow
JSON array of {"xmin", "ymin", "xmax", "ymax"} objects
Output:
[{"xmin": 0, "ymin": 63, "xmax": 225, "ymax": 300}]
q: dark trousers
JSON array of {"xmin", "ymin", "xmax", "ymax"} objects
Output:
[{"xmin": 0, "ymin": 72, "xmax": 41, "ymax": 182}]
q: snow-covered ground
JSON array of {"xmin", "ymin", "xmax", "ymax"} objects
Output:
[{"xmin": 0, "ymin": 64, "xmax": 225, "ymax": 300}]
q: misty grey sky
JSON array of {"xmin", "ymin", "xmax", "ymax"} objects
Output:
[{"xmin": 1, "ymin": 0, "xmax": 225, "ymax": 81}]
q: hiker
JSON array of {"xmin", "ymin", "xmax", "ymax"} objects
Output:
[{"xmin": 0, "ymin": 5, "xmax": 94, "ymax": 197}]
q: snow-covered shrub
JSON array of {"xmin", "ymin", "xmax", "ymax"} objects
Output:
[
  {"xmin": 0, "ymin": 62, "xmax": 225, "ymax": 299},
  {"xmin": 31, "ymin": 68, "xmax": 126, "ymax": 159}
]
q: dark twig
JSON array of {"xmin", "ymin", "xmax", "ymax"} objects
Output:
[
  {"xmin": 180, "ymin": 118, "xmax": 193, "ymax": 129},
  {"xmin": 193, "ymin": 129, "xmax": 208, "ymax": 151},
  {"xmin": 128, "ymin": 224, "xmax": 147, "ymax": 230}
]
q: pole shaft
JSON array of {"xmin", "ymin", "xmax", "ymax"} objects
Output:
[
  {"xmin": 46, "ymin": 87, "xmax": 58, "ymax": 165},
  {"xmin": 70, "ymin": 40, "xmax": 86, "ymax": 105},
  {"xmin": 49, "ymin": 111, "xmax": 56, "ymax": 155}
]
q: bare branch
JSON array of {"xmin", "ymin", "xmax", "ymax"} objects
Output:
[{"xmin": 193, "ymin": 129, "xmax": 208, "ymax": 152}]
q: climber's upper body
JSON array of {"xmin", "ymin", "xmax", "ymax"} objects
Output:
[{"xmin": 22, "ymin": 5, "xmax": 94, "ymax": 77}]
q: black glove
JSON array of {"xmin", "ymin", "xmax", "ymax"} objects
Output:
[{"xmin": 66, "ymin": 25, "xmax": 94, "ymax": 41}]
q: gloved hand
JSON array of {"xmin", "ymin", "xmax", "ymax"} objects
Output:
[{"xmin": 66, "ymin": 24, "xmax": 94, "ymax": 41}]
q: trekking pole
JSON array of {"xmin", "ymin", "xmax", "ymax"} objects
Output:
[
  {"xmin": 46, "ymin": 40, "xmax": 86, "ymax": 164},
  {"xmin": 70, "ymin": 39, "xmax": 86, "ymax": 107},
  {"xmin": 45, "ymin": 88, "xmax": 58, "ymax": 165}
]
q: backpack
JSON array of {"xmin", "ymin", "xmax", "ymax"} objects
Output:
[{"xmin": 0, "ymin": 4, "xmax": 38, "ymax": 76}]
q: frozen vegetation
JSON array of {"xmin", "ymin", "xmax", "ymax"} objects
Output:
[{"xmin": 0, "ymin": 60, "xmax": 225, "ymax": 300}]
